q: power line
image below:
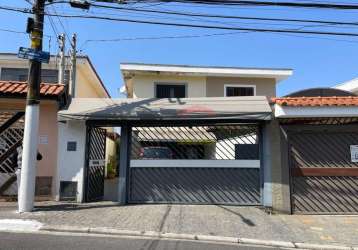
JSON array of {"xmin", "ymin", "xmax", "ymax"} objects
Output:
[
  {"xmin": 43, "ymin": 12, "xmax": 358, "ymax": 37},
  {"xmin": 79, "ymin": 30, "xmax": 358, "ymax": 52},
  {"xmin": 50, "ymin": 5, "xmax": 72, "ymax": 44},
  {"xmin": 79, "ymin": 31, "xmax": 249, "ymax": 49},
  {"xmin": 0, "ymin": 28, "xmax": 28, "ymax": 35},
  {"xmin": 4, "ymin": 4, "xmax": 358, "ymax": 38},
  {"xmin": 0, "ymin": 5, "xmax": 31, "ymax": 14},
  {"xmin": 123, "ymin": 0, "xmax": 358, "ymax": 9},
  {"xmin": 89, "ymin": 2, "xmax": 358, "ymax": 27}
]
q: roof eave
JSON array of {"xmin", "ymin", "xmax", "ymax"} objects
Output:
[{"xmin": 120, "ymin": 66, "xmax": 293, "ymax": 82}]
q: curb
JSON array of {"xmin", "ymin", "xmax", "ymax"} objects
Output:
[{"xmin": 40, "ymin": 225, "xmax": 356, "ymax": 250}]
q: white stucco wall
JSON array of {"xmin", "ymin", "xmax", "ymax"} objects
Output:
[
  {"xmin": 131, "ymin": 75, "xmax": 207, "ymax": 98},
  {"xmin": 55, "ymin": 121, "xmax": 86, "ymax": 202}
]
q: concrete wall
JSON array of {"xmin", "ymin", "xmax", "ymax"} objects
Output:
[
  {"xmin": 264, "ymin": 120, "xmax": 291, "ymax": 213},
  {"xmin": 206, "ymin": 76, "xmax": 276, "ymax": 98},
  {"xmin": 56, "ymin": 121, "xmax": 87, "ymax": 202},
  {"xmin": 129, "ymin": 74, "xmax": 277, "ymax": 98},
  {"xmin": 75, "ymin": 63, "xmax": 107, "ymax": 98},
  {"xmin": 131, "ymin": 75, "xmax": 207, "ymax": 98}
]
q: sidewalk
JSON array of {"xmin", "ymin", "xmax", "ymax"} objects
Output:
[{"xmin": 0, "ymin": 201, "xmax": 357, "ymax": 248}]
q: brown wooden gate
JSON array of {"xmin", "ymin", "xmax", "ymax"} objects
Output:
[{"xmin": 289, "ymin": 127, "xmax": 358, "ymax": 214}]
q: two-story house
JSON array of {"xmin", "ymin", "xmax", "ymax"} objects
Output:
[
  {"xmin": 0, "ymin": 53, "xmax": 114, "ymax": 202},
  {"xmin": 57, "ymin": 62, "xmax": 294, "ymax": 211}
]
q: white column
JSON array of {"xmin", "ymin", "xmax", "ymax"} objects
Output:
[{"xmin": 18, "ymin": 105, "xmax": 39, "ymax": 212}]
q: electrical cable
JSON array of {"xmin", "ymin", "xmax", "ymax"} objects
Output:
[{"xmin": 42, "ymin": 12, "xmax": 358, "ymax": 37}]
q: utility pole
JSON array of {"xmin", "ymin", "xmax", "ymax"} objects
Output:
[
  {"xmin": 69, "ymin": 34, "xmax": 77, "ymax": 97},
  {"xmin": 18, "ymin": 0, "xmax": 45, "ymax": 213},
  {"xmin": 58, "ymin": 34, "xmax": 66, "ymax": 85}
]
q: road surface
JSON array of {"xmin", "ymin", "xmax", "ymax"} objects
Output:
[{"xmin": 0, "ymin": 232, "xmax": 286, "ymax": 250}]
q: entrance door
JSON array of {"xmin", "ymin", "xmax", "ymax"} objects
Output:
[
  {"xmin": 289, "ymin": 129, "xmax": 358, "ymax": 214},
  {"xmin": 84, "ymin": 127, "xmax": 106, "ymax": 202}
]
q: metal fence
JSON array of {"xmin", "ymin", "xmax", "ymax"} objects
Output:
[
  {"xmin": 0, "ymin": 111, "xmax": 24, "ymax": 196},
  {"xmin": 131, "ymin": 125, "xmax": 259, "ymax": 160},
  {"xmin": 289, "ymin": 130, "xmax": 358, "ymax": 214}
]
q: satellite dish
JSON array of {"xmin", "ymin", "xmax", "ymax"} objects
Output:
[{"xmin": 119, "ymin": 85, "xmax": 127, "ymax": 94}]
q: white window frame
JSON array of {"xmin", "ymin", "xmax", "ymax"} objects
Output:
[{"xmin": 224, "ymin": 84, "xmax": 256, "ymax": 97}]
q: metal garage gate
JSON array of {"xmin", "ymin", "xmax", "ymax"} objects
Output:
[
  {"xmin": 128, "ymin": 124, "xmax": 262, "ymax": 205},
  {"xmin": 289, "ymin": 128, "xmax": 358, "ymax": 214}
]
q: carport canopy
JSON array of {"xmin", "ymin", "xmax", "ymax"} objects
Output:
[{"xmin": 58, "ymin": 96, "xmax": 272, "ymax": 122}]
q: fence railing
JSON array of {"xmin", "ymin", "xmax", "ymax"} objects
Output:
[{"xmin": 131, "ymin": 125, "xmax": 259, "ymax": 161}]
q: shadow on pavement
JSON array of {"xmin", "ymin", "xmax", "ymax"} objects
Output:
[
  {"xmin": 33, "ymin": 203, "xmax": 121, "ymax": 212},
  {"xmin": 217, "ymin": 205, "xmax": 256, "ymax": 227}
]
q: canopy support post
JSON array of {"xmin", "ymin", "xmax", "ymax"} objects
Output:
[{"xmin": 118, "ymin": 125, "xmax": 131, "ymax": 205}]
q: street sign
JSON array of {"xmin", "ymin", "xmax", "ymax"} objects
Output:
[{"xmin": 17, "ymin": 47, "xmax": 50, "ymax": 63}]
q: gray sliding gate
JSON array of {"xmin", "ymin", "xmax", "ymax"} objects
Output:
[
  {"xmin": 289, "ymin": 127, "xmax": 358, "ymax": 214},
  {"xmin": 129, "ymin": 124, "xmax": 261, "ymax": 205}
]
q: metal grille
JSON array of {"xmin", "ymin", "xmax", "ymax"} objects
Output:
[
  {"xmin": 130, "ymin": 168, "xmax": 260, "ymax": 204},
  {"xmin": 129, "ymin": 124, "xmax": 261, "ymax": 205},
  {"xmin": 293, "ymin": 176, "xmax": 358, "ymax": 214},
  {"xmin": 290, "ymin": 132, "xmax": 358, "ymax": 169},
  {"xmin": 0, "ymin": 128, "xmax": 24, "ymax": 173},
  {"xmin": 131, "ymin": 125, "xmax": 259, "ymax": 160},
  {"xmin": 85, "ymin": 127, "xmax": 106, "ymax": 202},
  {"xmin": 0, "ymin": 112, "xmax": 24, "ymax": 196},
  {"xmin": 289, "ymin": 130, "xmax": 358, "ymax": 214}
]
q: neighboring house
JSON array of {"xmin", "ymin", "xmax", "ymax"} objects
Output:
[
  {"xmin": 272, "ymin": 88, "xmax": 358, "ymax": 214},
  {"xmin": 335, "ymin": 77, "xmax": 358, "ymax": 95},
  {"xmin": 0, "ymin": 53, "xmax": 113, "ymax": 201}
]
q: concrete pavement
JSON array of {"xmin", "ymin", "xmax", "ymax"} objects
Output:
[{"xmin": 0, "ymin": 201, "xmax": 357, "ymax": 249}]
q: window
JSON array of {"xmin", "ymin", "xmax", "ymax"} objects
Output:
[
  {"xmin": 224, "ymin": 85, "xmax": 256, "ymax": 97},
  {"xmin": 155, "ymin": 84, "xmax": 186, "ymax": 98},
  {"xmin": 67, "ymin": 141, "xmax": 77, "ymax": 151},
  {"xmin": 1, "ymin": 68, "xmax": 70, "ymax": 84},
  {"xmin": 1, "ymin": 68, "xmax": 28, "ymax": 81},
  {"xmin": 235, "ymin": 144, "xmax": 259, "ymax": 160}
]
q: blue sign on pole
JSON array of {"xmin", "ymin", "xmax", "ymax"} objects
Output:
[{"xmin": 17, "ymin": 47, "xmax": 50, "ymax": 63}]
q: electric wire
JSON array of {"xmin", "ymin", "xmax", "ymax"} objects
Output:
[{"xmin": 42, "ymin": 12, "xmax": 358, "ymax": 37}]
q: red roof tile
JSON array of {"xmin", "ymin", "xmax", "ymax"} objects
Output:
[
  {"xmin": 0, "ymin": 81, "xmax": 65, "ymax": 97},
  {"xmin": 272, "ymin": 96, "xmax": 358, "ymax": 107}
]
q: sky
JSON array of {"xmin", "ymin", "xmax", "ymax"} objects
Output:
[{"xmin": 2, "ymin": 0, "xmax": 358, "ymax": 97}]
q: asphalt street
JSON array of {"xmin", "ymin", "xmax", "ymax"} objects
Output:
[{"xmin": 0, "ymin": 232, "xmax": 286, "ymax": 250}]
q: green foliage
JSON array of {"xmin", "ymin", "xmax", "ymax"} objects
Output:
[{"xmin": 106, "ymin": 155, "xmax": 117, "ymax": 178}]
